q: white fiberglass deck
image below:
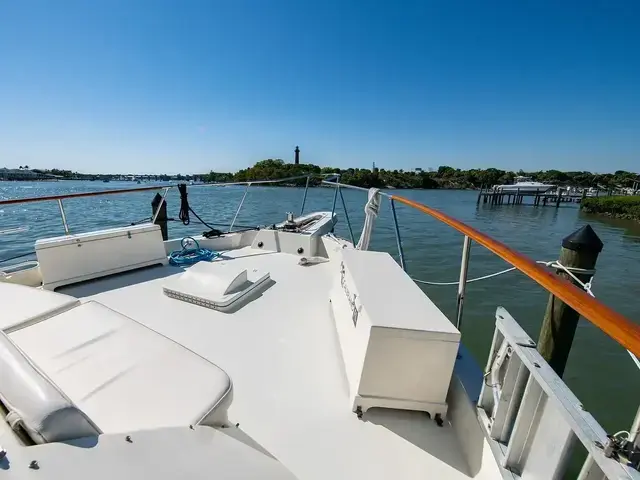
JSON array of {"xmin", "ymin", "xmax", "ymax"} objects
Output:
[{"xmin": 58, "ymin": 246, "xmax": 497, "ymax": 480}]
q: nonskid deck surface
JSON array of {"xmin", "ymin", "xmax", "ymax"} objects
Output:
[{"xmin": 59, "ymin": 247, "xmax": 492, "ymax": 480}]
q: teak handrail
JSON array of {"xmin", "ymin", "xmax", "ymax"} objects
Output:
[
  {"xmin": 391, "ymin": 194, "xmax": 640, "ymax": 358},
  {"xmin": 0, "ymin": 185, "xmax": 166, "ymax": 206}
]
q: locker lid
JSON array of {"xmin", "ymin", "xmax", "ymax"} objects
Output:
[{"xmin": 35, "ymin": 224, "xmax": 162, "ymax": 249}]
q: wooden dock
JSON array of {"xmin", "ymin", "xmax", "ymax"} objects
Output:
[{"xmin": 476, "ymin": 187, "xmax": 589, "ymax": 208}]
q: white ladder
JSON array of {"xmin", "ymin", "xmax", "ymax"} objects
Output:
[{"xmin": 477, "ymin": 307, "xmax": 640, "ymax": 479}]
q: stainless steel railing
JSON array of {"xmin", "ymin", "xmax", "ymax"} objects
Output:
[
  {"xmin": 149, "ymin": 173, "xmax": 343, "ymax": 234},
  {"xmin": 0, "ymin": 174, "xmax": 343, "ymax": 238}
]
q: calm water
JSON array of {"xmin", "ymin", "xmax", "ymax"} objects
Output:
[{"xmin": 2, "ymin": 180, "xmax": 639, "ymax": 437}]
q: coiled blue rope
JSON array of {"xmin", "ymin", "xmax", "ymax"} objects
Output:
[{"xmin": 169, "ymin": 236, "xmax": 220, "ymax": 266}]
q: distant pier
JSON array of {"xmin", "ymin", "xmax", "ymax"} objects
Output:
[{"xmin": 476, "ymin": 187, "xmax": 602, "ymax": 208}]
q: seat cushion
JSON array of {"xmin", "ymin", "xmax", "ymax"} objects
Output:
[
  {"xmin": 9, "ymin": 301, "xmax": 233, "ymax": 433},
  {"xmin": 0, "ymin": 331, "xmax": 100, "ymax": 444},
  {"xmin": 0, "ymin": 282, "xmax": 79, "ymax": 332}
]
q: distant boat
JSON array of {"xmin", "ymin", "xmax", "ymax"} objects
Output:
[
  {"xmin": 102, "ymin": 179, "xmax": 110, "ymax": 183},
  {"xmin": 493, "ymin": 176, "xmax": 554, "ymax": 193}
]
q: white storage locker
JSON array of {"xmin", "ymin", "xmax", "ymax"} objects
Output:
[
  {"xmin": 36, "ymin": 224, "xmax": 168, "ymax": 290},
  {"xmin": 330, "ymin": 249, "xmax": 460, "ymax": 417}
]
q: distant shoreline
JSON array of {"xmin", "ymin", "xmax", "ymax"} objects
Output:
[
  {"xmin": 4, "ymin": 160, "xmax": 638, "ymax": 193},
  {"xmin": 0, "ymin": 177, "xmax": 483, "ymax": 191}
]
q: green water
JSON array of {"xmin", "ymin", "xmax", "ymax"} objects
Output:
[{"xmin": 1, "ymin": 180, "xmax": 639, "ymax": 442}]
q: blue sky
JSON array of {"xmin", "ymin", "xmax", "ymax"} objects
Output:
[{"xmin": 1, "ymin": 1, "xmax": 638, "ymax": 174}]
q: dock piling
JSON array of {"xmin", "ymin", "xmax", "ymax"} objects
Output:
[
  {"xmin": 151, "ymin": 193, "xmax": 168, "ymax": 241},
  {"xmin": 537, "ymin": 225, "xmax": 603, "ymax": 377}
]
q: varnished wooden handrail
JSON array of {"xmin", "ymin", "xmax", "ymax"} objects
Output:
[
  {"xmin": 391, "ymin": 194, "xmax": 640, "ymax": 358},
  {"xmin": 0, "ymin": 185, "xmax": 168, "ymax": 206}
]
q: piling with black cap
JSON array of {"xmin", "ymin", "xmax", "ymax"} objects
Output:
[
  {"xmin": 151, "ymin": 193, "xmax": 168, "ymax": 241},
  {"xmin": 537, "ymin": 225, "xmax": 603, "ymax": 377}
]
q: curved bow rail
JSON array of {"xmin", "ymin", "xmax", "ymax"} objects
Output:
[
  {"xmin": 1, "ymin": 180, "xmax": 638, "ymax": 359},
  {"xmin": 318, "ymin": 179, "xmax": 640, "ymax": 361},
  {"xmin": 389, "ymin": 194, "xmax": 640, "ymax": 358},
  {"xmin": 0, "ymin": 185, "xmax": 167, "ymax": 205}
]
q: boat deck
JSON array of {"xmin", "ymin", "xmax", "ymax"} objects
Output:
[{"xmin": 58, "ymin": 246, "xmax": 497, "ymax": 480}]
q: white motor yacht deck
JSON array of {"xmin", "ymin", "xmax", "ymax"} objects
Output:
[
  {"xmin": 0, "ymin": 180, "xmax": 638, "ymax": 480},
  {"xmin": 51, "ymin": 243, "xmax": 498, "ymax": 480}
]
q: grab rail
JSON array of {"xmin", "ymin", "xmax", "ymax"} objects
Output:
[
  {"xmin": 0, "ymin": 173, "xmax": 342, "ymax": 237},
  {"xmin": 317, "ymin": 179, "xmax": 640, "ymax": 361},
  {"xmin": 389, "ymin": 194, "xmax": 640, "ymax": 359},
  {"xmin": 319, "ymin": 180, "xmax": 634, "ymax": 356},
  {"xmin": 0, "ymin": 184, "xmax": 167, "ymax": 205}
]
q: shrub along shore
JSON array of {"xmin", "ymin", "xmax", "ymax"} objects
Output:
[
  {"xmin": 206, "ymin": 159, "xmax": 640, "ymax": 191},
  {"xmin": 580, "ymin": 196, "xmax": 640, "ymax": 222}
]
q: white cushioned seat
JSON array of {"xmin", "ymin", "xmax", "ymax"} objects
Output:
[
  {"xmin": 9, "ymin": 301, "xmax": 233, "ymax": 433},
  {"xmin": 0, "ymin": 331, "xmax": 100, "ymax": 443},
  {"xmin": 0, "ymin": 282, "xmax": 79, "ymax": 332}
]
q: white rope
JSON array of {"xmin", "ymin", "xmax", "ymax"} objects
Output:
[
  {"xmin": 547, "ymin": 262, "xmax": 640, "ymax": 372},
  {"xmin": 543, "ymin": 260, "xmax": 595, "ymax": 297},
  {"xmin": 413, "ymin": 258, "xmax": 640, "ymax": 373},
  {"xmin": 411, "ymin": 260, "xmax": 592, "ymax": 287},
  {"xmin": 356, "ymin": 188, "xmax": 381, "ymax": 251},
  {"xmin": 0, "ymin": 226, "xmax": 29, "ymax": 236},
  {"xmin": 629, "ymin": 351, "xmax": 640, "ymax": 370},
  {"xmin": 413, "ymin": 267, "xmax": 517, "ymax": 286}
]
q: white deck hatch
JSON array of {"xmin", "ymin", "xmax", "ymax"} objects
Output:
[{"xmin": 163, "ymin": 261, "xmax": 271, "ymax": 311}]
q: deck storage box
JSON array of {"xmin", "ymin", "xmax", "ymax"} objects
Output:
[
  {"xmin": 330, "ymin": 249, "xmax": 460, "ymax": 416},
  {"xmin": 36, "ymin": 224, "xmax": 168, "ymax": 290}
]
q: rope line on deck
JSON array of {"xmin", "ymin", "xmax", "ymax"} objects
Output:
[{"xmin": 412, "ymin": 261, "xmax": 595, "ymax": 287}]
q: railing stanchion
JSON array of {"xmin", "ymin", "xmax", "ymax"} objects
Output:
[
  {"xmin": 390, "ymin": 198, "xmax": 406, "ymax": 271},
  {"xmin": 629, "ymin": 405, "xmax": 640, "ymax": 447},
  {"xmin": 331, "ymin": 175, "xmax": 340, "ymax": 217},
  {"xmin": 339, "ymin": 188, "xmax": 355, "ymax": 245},
  {"xmin": 57, "ymin": 199, "xmax": 70, "ymax": 235},
  {"xmin": 300, "ymin": 175, "xmax": 310, "ymax": 215},
  {"xmin": 229, "ymin": 183, "xmax": 251, "ymax": 232},
  {"xmin": 455, "ymin": 235, "xmax": 472, "ymax": 331}
]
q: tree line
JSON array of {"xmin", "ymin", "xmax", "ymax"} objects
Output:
[
  {"xmin": 581, "ymin": 195, "xmax": 640, "ymax": 221},
  {"xmin": 204, "ymin": 159, "xmax": 639, "ymax": 190}
]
